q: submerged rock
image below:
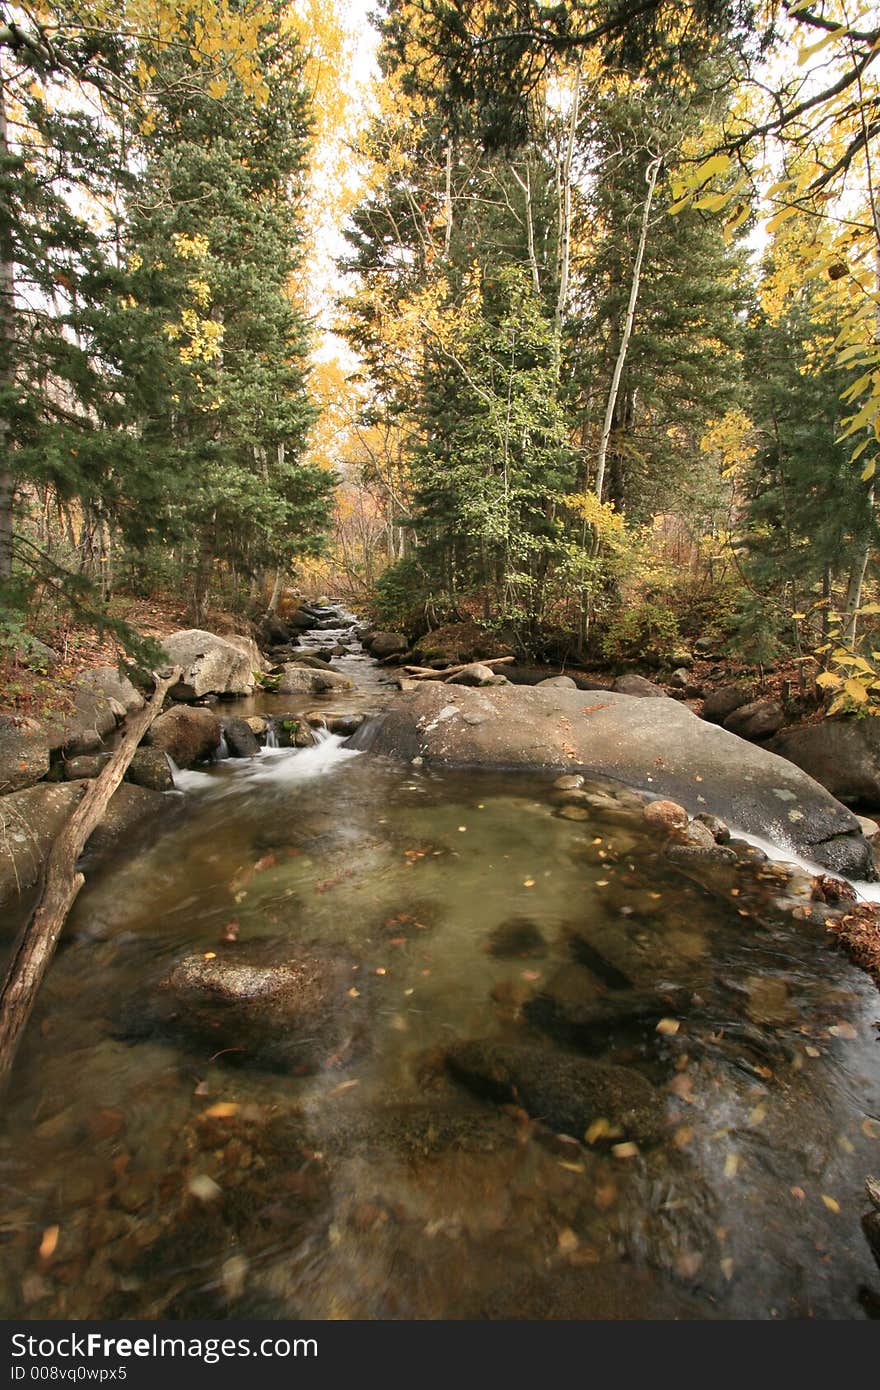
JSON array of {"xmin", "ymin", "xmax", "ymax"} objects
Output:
[
  {"xmin": 154, "ymin": 943, "xmax": 366, "ymax": 1072},
  {"xmin": 445, "ymin": 1040, "xmax": 664, "ymax": 1144},
  {"xmin": 487, "ymin": 917, "xmax": 547, "ymax": 959},
  {"xmin": 347, "ymin": 682, "xmax": 875, "ymax": 878}
]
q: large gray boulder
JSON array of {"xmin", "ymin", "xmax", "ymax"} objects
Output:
[
  {"xmin": 276, "ymin": 664, "xmax": 353, "ymax": 695},
  {"xmin": 366, "ymin": 631, "xmax": 408, "ymax": 659},
  {"xmin": 612, "ymin": 673, "xmax": 665, "ymax": 698},
  {"xmin": 160, "ymin": 629, "xmax": 257, "ymax": 700},
  {"xmin": 0, "ymin": 782, "xmax": 170, "ymax": 911},
  {"xmin": 348, "ymin": 682, "xmax": 875, "ymax": 877},
  {"xmin": 146, "ymin": 705, "xmax": 221, "ymax": 767},
  {"xmin": 44, "ymin": 665, "xmax": 146, "ymax": 755},
  {"xmin": 768, "ymin": 717, "xmax": 880, "ymax": 810}
]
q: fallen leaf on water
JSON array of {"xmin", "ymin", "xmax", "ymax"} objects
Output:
[
  {"xmin": 557, "ymin": 1227, "xmax": 579, "ymax": 1256},
  {"xmin": 375, "ymin": 967, "xmax": 387, "ymax": 976},
  {"xmin": 204, "ymin": 1102, "xmax": 239, "ymax": 1119},
  {"xmin": 862, "ymin": 1118, "xmax": 880, "ymax": 1139},
  {"xmin": 347, "ymin": 987, "xmax": 360, "ymax": 998},
  {"xmin": 676, "ymin": 1251, "xmax": 703, "ymax": 1279},
  {"xmin": 521, "ymin": 970, "xmax": 542, "ymax": 982},
  {"xmin": 585, "ymin": 1118, "xmax": 611, "ymax": 1145},
  {"xmin": 326, "ymin": 1080, "xmax": 359, "ymax": 1099},
  {"xmin": 837, "ymin": 1135, "xmax": 855, "ymax": 1155},
  {"xmin": 790, "ymin": 1186, "xmax": 806, "ymax": 1201},
  {"xmin": 594, "ymin": 1182, "xmax": 617, "ymax": 1211},
  {"xmin": 612, "ymin": 1141, "xmax": 639, "ymax": 1159},
  {"xmin": 38, "ymin": 1226, "xmax": 59, "ymax": 1261},
  {"xmin": 523, "ymin": 879, "xmax": 535, "ymax": 888},
  {"xmin": 829, "ymin": 1023, "xmax": 858, "ymax": 1039},
  {"xmin": 253, "ymin": 853, "xmax": 276, "ymax": 872},
  {"xmin": 194, "ymin": 1080, "xmax": 210, "ymax": 1096},
  {"xmin": 748, "ymin": 1104, "xmax": 767, "ymax": 1127},
  {"xmin": 457, "ymin": 826, "xmax": 467, "ymax": 832},
  {"xmin": 595, "ymin": 880, "xmax": 609, "ymax": 887},
  {"xmin": 672, "ymin": 1125, "xmax": 693, "ymax": 1150},
  {"xmin": 804, "ymin": 1045, "xmax": 821, "ymax": 1058},
  {"xmin": 821, "ymin": 1195, "xmax": 840, "ymax": 1214},
  {"xmin": 723, "ymin": 1153, "xmax": 740, "ymax": 1179},
  {"xmin": 558, "ymin": 1160, "xmax": 585, "ymax": 1174},
  {"xmin": 656, "ymin": 1018, "xmax": 680, "ymax": 1036},
  {"xmin": 720, "ymin": 1257, "xmax": 735, "ymax": 1282},
  {"xmin": 188, "ymin": 1175, "xmax": 221, "ymax": 1203},
  {"xmin": 203, "ymin": 951, "xmax": 217, "ymax": 960}
]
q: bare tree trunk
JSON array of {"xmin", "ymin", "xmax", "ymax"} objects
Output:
[
  {"xmin": 443, "ymin": 141, "xmax": 453, "ymax": 259},
  {"xmin": 593, "ymin": 155, "xmax": 661, "ymax": 508},
  {"xmin": 266, "ymin": 566, "xmax": 284, "ymax": 615},
  {"xmin": 554, "ymin": 70, "xmax": 581, "ymax": 352},
  {"xmin": 0, "ymin": 63, "xmax": 16, "ymax": 581},
  {"xmin": 842, "ymin": 483, "xmax": 874, "ymax": 645},
  {"xmin": 0, "ymin": 668, "xmax": 178, "ymax": 1092}
]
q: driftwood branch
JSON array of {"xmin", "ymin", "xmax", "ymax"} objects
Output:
[
  {"xmin": 0, "ymin": 667, "xmax": 179, "ymax": 1091},
  {"xmin": 402, "ymin": 656, "xmax": 516, "ymax": 680}
]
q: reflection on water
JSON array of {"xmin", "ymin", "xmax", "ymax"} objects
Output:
[{"xmin": 1, "ymin": 694, "xmax": 880, "ymax": 1320}]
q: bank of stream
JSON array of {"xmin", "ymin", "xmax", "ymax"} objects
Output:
[{"xmin": 1, "ymin": 615, "xmax": 879, "ymax": 1319}]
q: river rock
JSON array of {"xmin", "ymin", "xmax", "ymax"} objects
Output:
[
  {"xmin": 723, "ymin": 698, "xmax": 785, "ymax": 741},
  {"xmin": 554, "ymin": 774, "xmax": 584, "ymax": 790},
  {"xmin": 222, "ymin": 718, "xmax": 261, "ymax": 758},
  {"xmin": 702, "ymin": 684, "xmax": 754, "ymax": 724},
  {"xmin": 487, "ymin": 918, "xmax": 547, "ymax": 958},
  {"xmin": 537, "ymin": 675, "xmax": 576, "ymax": 688},
  {"xmin": 670, "ymin": 668, "xmax": 701, "ymax": 696},
  {"xmin": 0, "ymin": 782, "xmax": 170, "ymax": 910},
  {"xmin": 643, "ymin": 799, "xmax": 688, "ymax": 831},
  {"xmin": 327, "ymin": 713, "xmax": 365, "ymax": 736},
  {"xmin": 444, "ymin": 1040, "xmax": 664, "ymax": 1144},
  {"xmin": 45, "ymin": 665, "xmax": 146, "ymax": 755},
  {"xmin": 276, "ymin": 665, "xmax": 353, "ymax": 695},
  {"xmin": 695, "ymin": 812, "xmax": 731, "ymax": 843},
  {"xmin": 146, "ymin": 705, "xmax": 222, "ymax": 767},
  {"xmin": 0, "ymin": 716, "xmax": 52, "ymax": 793},
  {"xmin": 348, "ymin": 682, "xmax": 875, "ymax": 877},
  {"xmin": 125, "ymin": 747, "xmax": 174, "ymax": 792},
  {"xmin": 156, "ymin": 944, "xmax": 365, "ymax": 1071},
  {"xmin": 63, "ymin": 754, "xmax": 106, "ymax": 780},
  {"xmin": 612, "ymin": 674, "xmax": 665, "ymax": 698},
  {"xmin": 768, "ymin": 717, "xmax": 880, "ymax": 810},
  {"xmin": 365, "ymin": 632, "xmax": 408, "ymax": 659},
  {"xmin": 160, "ymin": 630, "xmax": 257, "ymax": 700}
]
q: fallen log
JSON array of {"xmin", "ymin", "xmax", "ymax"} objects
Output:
[
  {"xmin": 0, "ymin": 666, "xmax": 179, "ymax": 1091},
  {"xmin": 403, "ymin": 656, "xmax": 516, "ymax": 680}
]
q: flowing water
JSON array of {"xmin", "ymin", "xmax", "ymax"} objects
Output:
[{"xmin": 1, "ymin": 614, "xmax": 879, "ymax": 1320}]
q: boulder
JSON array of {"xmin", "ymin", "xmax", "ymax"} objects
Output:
[
  {"xmin": 768, "ymin": 717, "xmax": 880, "ymax": 810},
  {"xmin": 348, "ymin": 682, "xmax": 875, "ymax": 877},
  {"xmin": 702, "ymin": 684, "xmax": 754, "ymax": 725},
  {"xmin": 366, "ymin": 631, "xmax": 408, "ymax": 659},
  {"xmin": 723, "ymin": 698, "xmax": 785, "ymax": 741},
  {"xmin": 643, "ymin": 799, "xmax": 688, "ymax": 832},
  {"xmin": 222, "ymin": 632, "xmax": 268, "ymax": 676},
  {"xmin": 222, "ymin": 717, "xmax": 261, "ymax": 758},
  {"xmin": 160, "ymin": 630, "xmax": 257, "ymax": 700},
  {"xmin": 63, "ymin": 754, "xmax": 106, "ymax": 780},
  {"xmin": 155, "ymin": 944, "xmax": 365, "ymax": 1071},
  {"xmin": 537, "ymin": 675, "xmax": 576, "ymax": 689},
  {"xmin": 125, "ymin": 747, "xmax": 175, "ymax": 792},
  {"xmin": 444, "ymin": 1040, "xmax": 664, "ymax": 1145},
  {"xmin": 44, "ymin": 665, "xmax": 146, "ymax": 755},
  {"xmin": 0, "ymin": 782, "xmax": 170, "ymax": 910},
  {"xmin": 669, "ymin": 667, "xmax": 699, "ymax": 693},
  {"xmin": 276, "ymin": 665, "xmax": 354, "ymax": 695},
  {"xmin": 0, "ymin": 717, "xmax": 52, "ymax": 793},
  {"xmin": 612, "ymin": 674, "xmax": 665, "ymax": 698},
  {"xmin": 146, "ymin": 705, "xmax": 222, "ymax": 767}
]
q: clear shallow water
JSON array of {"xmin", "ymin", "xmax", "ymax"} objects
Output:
[{"xmin": 1, "ymin": 655, "xmax": 880, "ymax": 1319}]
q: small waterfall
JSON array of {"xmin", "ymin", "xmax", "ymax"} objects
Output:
[
  {"xmin": 264, "ymin": 723, "xmax": 279, "ymax": 750},
  {"xmin": 215, "ymin": 732, "xmax": 230, "ymax": 761}
]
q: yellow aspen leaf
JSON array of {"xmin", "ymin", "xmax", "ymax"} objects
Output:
[
  {"xmin": 821, "ymin": 1195, "xmax": 840, "ymax": 1214},
  {"xmin": 204, "ymin": 1102, "xmax": 238, "ymax": 1118},
  {"xmin": 38, "ymin": 1226, "xmax": 60, "ymax": 1260},
  {"xmin": 844, "ymin": 678, "xmax": 869, "ymax": 704}
]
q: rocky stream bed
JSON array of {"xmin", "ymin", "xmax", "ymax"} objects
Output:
[{"xmin": 1, "ymin": 605, "xmax": 880, "ymax": 1320}]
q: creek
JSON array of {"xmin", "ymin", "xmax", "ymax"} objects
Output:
[{"xmin": 1, "ymin": 616, "xmax": 879, "ymax": 1319}]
